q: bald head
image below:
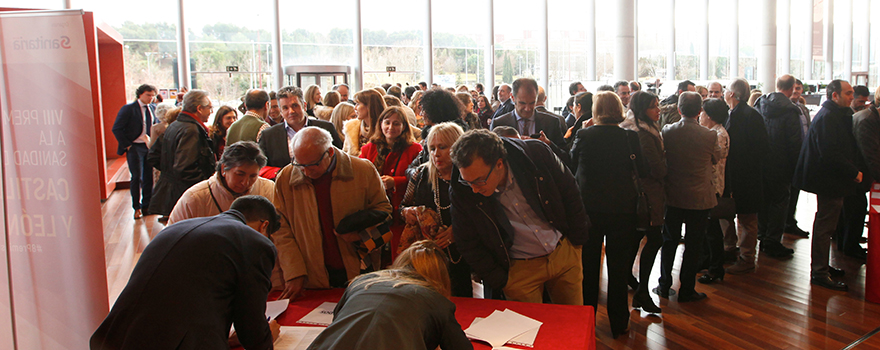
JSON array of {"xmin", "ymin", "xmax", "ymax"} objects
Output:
[
  {"xmin": 290, "ymin": 127, "xmax": 334, "ymax": 179},
  {"xmin": 536, "ymin": 86, "xmax": 547, "ymax": 106},
  {"xmin": 244, "ymin": 89, "xmax": 270, "ymax": 114},
  {"xmin": 776, "ymin": 75, "xmax": 796, "ymax": 97}
]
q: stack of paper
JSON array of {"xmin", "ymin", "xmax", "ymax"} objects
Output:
[
  {"xmin": 464, "ymin": 309, "xmax": 542, "ymax": 349},
  {"xmin": 266, "ymin": 299, "xmax": 290, "ymax": 320},
  {"xmin": 274, "ymin": 326, "xmax": 325, "ymax": 350},
  {"xmin": 296, "ymin": 302, "xmax": 337, "ymax": 326}
]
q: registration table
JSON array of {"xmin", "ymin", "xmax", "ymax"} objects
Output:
[{"xmin": 272, "ymin": 289, "xmax": 596, "ymax": 350}]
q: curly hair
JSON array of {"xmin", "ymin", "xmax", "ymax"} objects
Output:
[{"xmin": 420, "ymin": 88, "xmax": 462, "ymax": 125}]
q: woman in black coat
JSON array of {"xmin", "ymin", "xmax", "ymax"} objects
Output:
[
  {"xmin": 571, "ymin": 92, "xmax": 647, "ymax": 339},
  {"xmin": 619, "ymin": 91, "xmax": 665, "ymax": 314},
  {"xmin": 564, "ymin": 91, "xmax": 593, "ymax": 149}
]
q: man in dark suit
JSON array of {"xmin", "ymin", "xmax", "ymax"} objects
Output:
[
  {"xmin": 111, "ymin": 84, "xmax": 158, "ymax": 219},
  {"xmin": 90, "ymin": 195, "xmax": 280, "ymax": 350},
  {"xmin": 490, "ymin": 78, "xmax": 566, "ymax": 149},
  {"xmin": 535, "ymin": 86, "xmax": 568, "ymax": 136},
  {"xmin": 786, "ymin": 79, "xmax": 812, "ymax": 237},
  {"xmin": 258, "ymin": 85, "xmax": 342, "ymax": 169},
  {"xmin": 492, "ymin": 83, "xmax": 514, "ymax": 119},
  {"xmin": 793, "ymin": 79, "xmax": 860, "ymax": 291}
]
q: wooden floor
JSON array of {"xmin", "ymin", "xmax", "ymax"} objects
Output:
[{"xmin": 101, "ymin": 188, "xmax": 880, "ymax": 349}]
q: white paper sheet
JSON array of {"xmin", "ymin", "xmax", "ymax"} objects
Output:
[
  {"xmin": 464, "ymin": 309, "xmax": 542, "ymax": 349},
  {"xmin": 296, "ymin": 302, "xmax": 337, "ymax": 326},
  {"xmin": 470, "ymin": 316, "xmax": 540, "ymax": 348},
  {"xmin": 266, "ymin": 299, "xmax": 290, "ymax": 321},
  {"xmin": 273, "ymin": 326, "xmax": 325, "ymax": 350}
]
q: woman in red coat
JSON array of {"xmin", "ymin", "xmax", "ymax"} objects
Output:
[{"xmin": 360, "ymin": 106, "xmax": 423, "ymax": 259}]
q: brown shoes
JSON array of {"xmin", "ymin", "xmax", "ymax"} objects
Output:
[{"xmin": 133, "ymin": 209, "xmax": 143, "ymax": 220}]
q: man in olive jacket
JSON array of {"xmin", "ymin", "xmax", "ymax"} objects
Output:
[
  {"xmin": 793, "ymin": 79, "xmax": 862, "ymax": 291},
  {"xmin": 449, "ymin": 130, "xmax": 589, "ymax": 305}
]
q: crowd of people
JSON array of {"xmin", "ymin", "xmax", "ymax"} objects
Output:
[{"xmin": 98, "ymin": 75, "xmax": 879, "ymax": 348}]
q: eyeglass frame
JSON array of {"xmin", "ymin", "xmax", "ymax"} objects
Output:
[
  {"xmin": 292, "ymin": 149, "xmax": 329, "ymax": 168},
  {"xmin": 458, "ymin": 158, "xmax": 498, "ymax": 187}
]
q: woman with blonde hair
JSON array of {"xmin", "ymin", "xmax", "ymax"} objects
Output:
[
  {"xmin": 409, "ymin": 90, "xmax": 425, "ymax": 128},
  {"xmin": 304, "ymin": 84, "xmax": 323, "ymax": 117},
  {"xmin": 322, "ymin": 90, "xmax": 341, "ymax": 108},
  {"xmin": 342, "ymin": 89, "xmax": 387, "ymax": 156},
  {"xmin": 571, "ymin": 91, "xmax": 647, "ymax": 339},
  {"xmin": 307, "ymin": 240, "xmax": 471, "ymax": 350},
  {"xmin": 400, "ymin": 122, "xmax": 472, "ymax": 297},
  {"xmin": 329, "ymin": 102, "xmax": 356, "ymax": 137}
]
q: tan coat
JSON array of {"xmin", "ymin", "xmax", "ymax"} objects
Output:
[
  {"xmin": 342, "ymin": 118, "xmax": 366, "ymax": 157},
  {"xmin": 167, "ymin": 173, "xmax": 275, "ymax": 225},
  {"xmin": 272, "ymin": 149, "xmax": 391, "ymax": 289}
]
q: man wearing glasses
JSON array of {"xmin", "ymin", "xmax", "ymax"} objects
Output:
[
  {"xmin": 271, "ymin": 127, "xmax": 391, "ymax": 300},
  {"xmin": 149, "ymin": 89, "xmax": 217, "ymax": 219},
  {"xmin": 449, "ymin": 129, "xmax": 589, "ymax": 305}
]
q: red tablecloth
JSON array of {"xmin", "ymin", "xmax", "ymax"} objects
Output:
[{"xmin": 273, "ymin": 289, "xmax": 596, "ymax": 350}]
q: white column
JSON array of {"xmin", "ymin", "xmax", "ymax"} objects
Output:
[
  {"xmin": 634, "ymin": 3, "xmax": 639, "ymax": 80},
  {"xmin": 485, "ymin": 0, "xmax": 495, "ymax": 91},
  {"xmin": 700, "ymin": 0, "xmax": 709, "ymax": 80},
  {"xmin": 271, "ymin": 0, "xmax": 283, "ymax": 90},
  {"xmin": 667, "ymin": 0, "xmax": 676, "ymax": 81},
  {"xmin": 824, "ymin": 0, "xmax": 834, "ymax": 80},
  {"xmin": 64, "ymin": 0, "xmax": 71, "ymax": 9},
  {"xmin": 842, "ymin": 0, "xmax": 853, "ymax": 81},
  {"xmin": 539, "ymin": 0, "xmax": 549, "ymax": 87},
  {"xmin": 758, "ymin": 0, "xmax": 777, "ymax": 91},
  {"xmin": 176, "ymin": 0, "xmax": 191, "ymax": 88},
  {"xmin": 425, "ymin": 0, "xmax": 433, "ymax": 86},
  {"xmin": 587, "ymin": 0, "xmax": 596, "ymax": 80},
  {"xmin": 804, "ymin": 0, "xmax": 813, "ymax": 80},
  {"xmin": 614, "ymin": 0, "xmax": 635, "ymax": 81},
  {"xmin": 354, "ymin": 0, "xmax": 363, "ymax": 90},
  {"xmin": 779, "ymin": 0, "xmax": 791, "ymax": 74},
  {"xmin": 863, "ymin": 0, "xmax": 871, "ymax": 72},
  {"xmin": 730, "ymin": 0, "xmax": 739, "ymax": 78}
]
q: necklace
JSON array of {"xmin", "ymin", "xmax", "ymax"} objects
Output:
[{"xmin": 431, "ymin": 174, "xmax": 460, "ymax": 263}]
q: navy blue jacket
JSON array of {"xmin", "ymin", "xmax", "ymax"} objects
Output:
[
  {"xmin": 111, "ymin": 100, "xmax": 154, "ymax": 155},
  {"xmin": 754, "ymin": 92, "xmax": 803, "ymax": 183},
  {"xmin": 724, "ymin": 103, "xmax": 769, "ymax": 213},
  {"xmin": 450, "ymin": 138, "xmax": 590, "ymax": 289},
  {"xmin": 793, "ymin": 100, "xmax": 864, "ymax": 197}
]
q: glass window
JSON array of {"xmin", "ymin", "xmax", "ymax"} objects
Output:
[
  {"xmin": 362, "ymin": 0, "xmax": 425, "ymax": 88},
  {"xmin": 870, "ymin": 0, "xmax": 879, "ymax": 90},
  {"xmin": 280, "ymin": 0, "xmax": 355, "ymax": 93},
  {"xmin": 790, "ymin": 0, "xmax": 810, "ymax": 80},
  {"xmin": 184, "ymin": 0, "xmax": 273, "ymax": 105},
  {"xmin": 637, "ymin": 0, "xmax": 667, "ymax": 93},
  {"xmin": 739, "ymin": 0, "xmax": 759, "ymax": 82},
  {"xmin": 548, "ymin": 0, "xmax": 591, "ymax": 110},
  {"xmin": 594, "ymin": 2, "xmax": 614, "ymax": 81},
  {"xmin": 72, "ymin": 0, "xmax": 179, "ymax": 101},
  {"xmin": 708, "ymin": 0, "xmax": 732, "ymax": 81},
  {"xmin": 831, "ymin": 0, "xmax": 845, "ymax": 80},
  {"xmin": 432, "ymin": 0, "xmax": 485, "ymax": 91},
  {"xmin": 494, "ymin": 0, "xmax": 539, "ymax": 85},
  {"xmin": 674, "ymin": 0, "xmax": 700, "ymax": 80},
  {"xmin": 0, "ymin": 0, "xmax": 62, "ymax": 9}
]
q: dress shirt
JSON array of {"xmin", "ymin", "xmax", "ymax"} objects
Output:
[
  {"xmin": 135, "ymin": 100, "xmax": 151, "ymax": 144},
  {"xmin": 796, "ymin": 102, "xmax": 810, "ymax": 136},
  {"xmin": 285, "ymin": 121, "xmax": 298, "ymax": 159},
  {"xmin": 496, "ymin": 166, "xmax": 561, "ymax": 259},
  {"xmin": 514, "ymin": 110, "xmax": 535, "ymax": 136}
]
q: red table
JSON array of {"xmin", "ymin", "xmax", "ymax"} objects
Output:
[{"xmin": 274, "ymin": 289, "xmax": 596, "ymax": 350}]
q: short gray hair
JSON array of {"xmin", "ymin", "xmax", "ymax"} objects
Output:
[
  {"xmin": 154, "ymin": 102, "xmax": 174, "ymax": 122},
  {"xmin": 728, "ymin": 78, "xmax": 751, "ymax": 103},
  {"xmin": 183, "ymin": 89, "xmax": 210, "ymax": 113},
  {"xmin": 277, "ymin": 85, "xmax": 305, "ymax": 105},
  {"xmin": 289, "ymin": 127, "xmax": 333, "ymax": 161}
]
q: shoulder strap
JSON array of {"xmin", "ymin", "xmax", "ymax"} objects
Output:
[{"xmin": 206, "ymin": 180, "xmax": 224, "ymax": 213}]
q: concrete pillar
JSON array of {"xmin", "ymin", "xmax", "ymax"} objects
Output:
[
  {"xmin": 424, "ymin": 0, "xmax": 433, "ymax": 86},
  {"xmin": 485, "ymin": 0, "xmax": 495, "ymax": 90},
  {"xmin": 667, "ymin": 0, "xmax": 675, "ymax": 81},
  {"xmin": 731, "ymin": 0, "xmax": 739, "ymax": 78},
  {"xmin": 758, "ymin": 0, "xmax": 777, "ymax": 91},
  {"xmin": 587, "ymin": 0, "xmax": 596, "ymax": 80},
  {"xmin": 804, "ymin": 0, "xmax": 814, "ymax": 80},
  {"xmin": 176, "ymin": 0, "xmax": 191, "ymax": 88},
  {"xmin": 354, "ymin": 0, "xmax": 363, "ymax": 90},
  {"xmin": 539, "ymin": 0, "xmax": 549, "ymax": 87},
  {"xmin": 824, "ymin": 0, "xmax": 834, "ymax": 80},
  {"xmin": 842, "ymin": 0, "xmax": 853, "ymax": 81},
  {"xmin": 700, "ymin": 0, "xmax": 709, "ymax": 80},
  {"xmin": 863, "ymin": 0, "xmax": 871, "ymax": 72},
  {"xmin": 614, "ymin": 0, "xmax": 635, "ymax": 81},
  {"xmin": 634, "ymin": 3, "xmax": 639, "ymax": 80},
  {"xmin": 779, "ymin": 0, "xmax": 791, "ymax": 74},
  {"xmin": 271, "ymin": 0, "xmax": 283, "ymax": 90}
]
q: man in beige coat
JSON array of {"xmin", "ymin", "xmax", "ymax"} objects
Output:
[{"xmin": 273, "ymin": 127, "xmax": 391, "ymax": 299}]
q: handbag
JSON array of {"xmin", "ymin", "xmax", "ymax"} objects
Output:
[{"xmin": 625, "ymin": 132, "xmax": 652, "ymax": 230}]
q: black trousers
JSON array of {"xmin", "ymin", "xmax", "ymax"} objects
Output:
[
  {"xmin": 630, "ymin": 225, "xmax": 663, "ymax": 296},
  {"xmin": 786, "ymin": 186, "xmax": 801, "ymax": 228},
  {"xmin": 659, "ymin": 206, "xmax": 709, "ymax": 295},
  {"xmin": 582, "ymin": 213, "xmax": 640, "ymax": 334},
  {"xmin": 839, "ymin": 193, "xmax": 867, "ymax": 254},
  {"xmin": 126, "ymin": 143, "xmax": 152, "ymax": 210},
  {"xmin": 758, "ymin": 180, "xmax": 791, "ymax": 244}
]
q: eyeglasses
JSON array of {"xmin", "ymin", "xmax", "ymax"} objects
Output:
[
  {"xmin": 292, "ymin": 150, "xmax": 329, "ymax": 168},
  {"xmin": 458, "ymin": 160, "xmax": 497, "ymax": 187}
]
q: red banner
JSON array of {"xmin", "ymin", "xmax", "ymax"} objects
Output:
[{"xmin": 0, "ymin": 10, "xmax": 108, "ymax": 349}]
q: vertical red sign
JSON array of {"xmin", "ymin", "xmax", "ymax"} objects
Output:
[{"xmin": 0, "ymin": 10, "xmax": 109, "ymax": 349}]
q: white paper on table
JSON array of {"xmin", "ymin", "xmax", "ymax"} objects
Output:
[
  {"xmin": 266, "ymin": 299, "xmax": 290, "ymax": 321},
  {"xmin": 464, "ymin": 309, "xmax": 542, "ymax": 349},
  {"xmin": 296, "ymin": 302, "xmax": 337, "ymax": 326},
  {"xmin": 470, "ymin": 315, "xmax": 540, "ymax": 348},
  {"xmin": 273, "ymin": 326, "xmax": 325, "ymax": 350}
]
